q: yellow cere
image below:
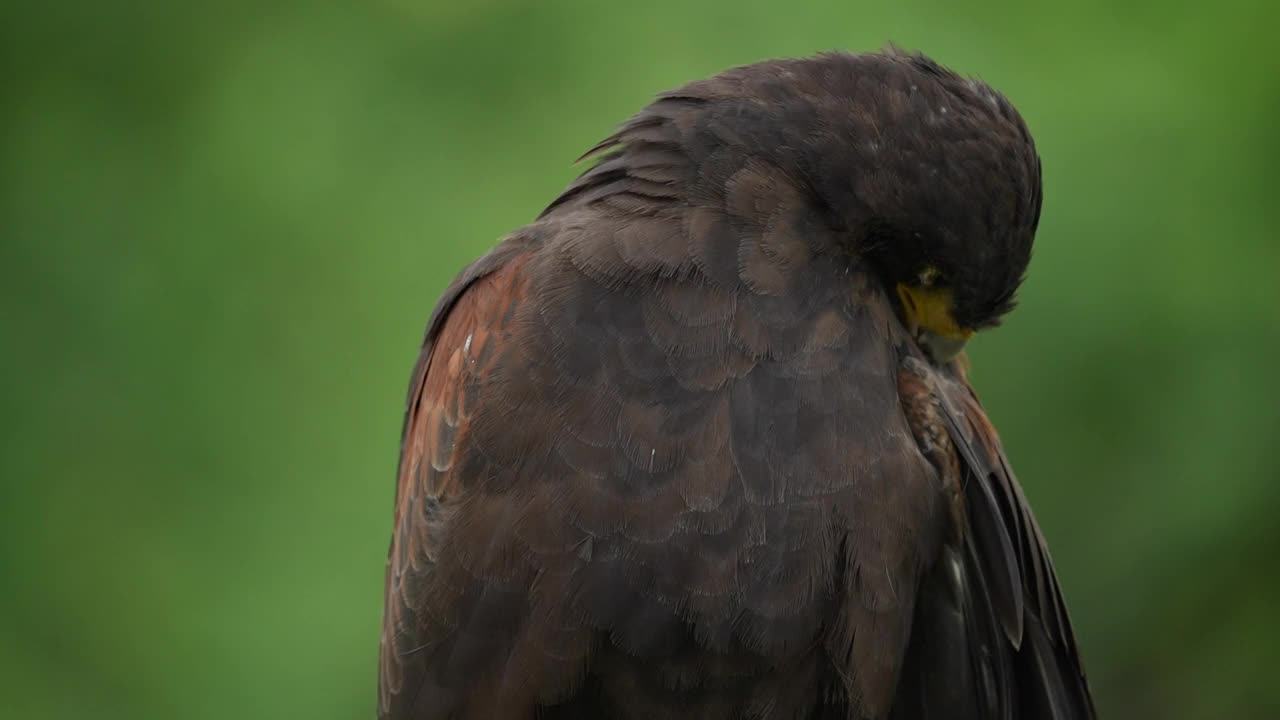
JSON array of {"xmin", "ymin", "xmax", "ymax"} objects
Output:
[{"xmin": 896, "ymin": 283, "xmax": 976, "ymax": 341}]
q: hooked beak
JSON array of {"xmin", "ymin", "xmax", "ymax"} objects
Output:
[{"xmin": 896, "ymin": 283, "xmax": 975, "ymax": 364}]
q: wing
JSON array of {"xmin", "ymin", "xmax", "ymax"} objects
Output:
[
  {"xmin": 378, "ymin": 235, "xmax": 534, "ymax": 718},
  {"xmin": 893, "ymin": 354, "xmax": 1097, "ymax": 720},
  {"xmin": 377, "ymin": 214, "xmax": 948, "ymax": 719}
]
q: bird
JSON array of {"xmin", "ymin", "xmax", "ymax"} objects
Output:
[{"xmin": 378, "ymin": 48, "xmax": 1097, "ymax": 720}]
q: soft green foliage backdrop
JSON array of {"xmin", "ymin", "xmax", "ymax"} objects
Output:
[{"xmin": 3, "ymin": 1, "xmax": 1277, "ymax": 717}]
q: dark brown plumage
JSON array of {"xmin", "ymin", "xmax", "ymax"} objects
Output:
[{"xmin": 379, "ymin": 49, "xmax": 1095, "ymax": 719}]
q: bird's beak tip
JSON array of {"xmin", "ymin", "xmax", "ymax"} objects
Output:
[{"xmin": 918, "ymin": 330, "xmax": 970, "ymax": 365}]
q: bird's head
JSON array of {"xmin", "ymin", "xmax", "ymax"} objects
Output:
[
  {"xmin": 678, "ymin": 49, "xmax": 1042, "ymax": 365},
  {"xmin": 843, "ymin": 52, "xmax": 1042, "ymax": 365}
]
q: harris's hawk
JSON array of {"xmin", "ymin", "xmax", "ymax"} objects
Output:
[{"xmin": 379, "ymin": 49, "xmax": 1096, "ymax": 719}]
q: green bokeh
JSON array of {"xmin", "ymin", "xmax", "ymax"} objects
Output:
[{"xmin": 3, "ymin": 1, "xmax": 1277, "ymax": 717}]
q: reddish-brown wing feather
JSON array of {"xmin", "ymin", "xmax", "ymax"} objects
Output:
[{"xmin": 379, "ymin": 237, "xmax": 533, "ymax": 718}]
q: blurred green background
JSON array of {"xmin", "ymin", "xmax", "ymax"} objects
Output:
[{"xmin": 3, "ymin": 1, "xmax": 1278, "ymax": 717}]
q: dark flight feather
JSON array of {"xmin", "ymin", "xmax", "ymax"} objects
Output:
[{"xmin": 893, "ymin": 355, "xmax": 1096, "ymax": 720}]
